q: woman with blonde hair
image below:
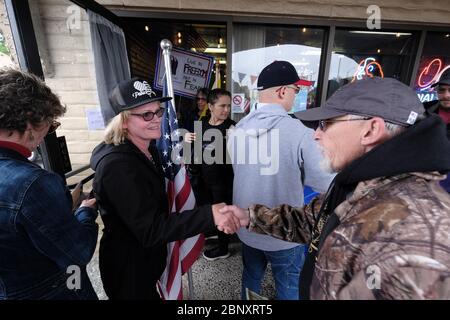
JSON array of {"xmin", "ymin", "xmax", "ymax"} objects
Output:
[{"xmin": 90, "ymin": 78, "xmax": 241, "ymax": 300}]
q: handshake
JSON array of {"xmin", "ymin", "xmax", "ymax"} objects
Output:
[{"xmin": 211, "ymin": 203, "xmax": 250, "ymax": 234}]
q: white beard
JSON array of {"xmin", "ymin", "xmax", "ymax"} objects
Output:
[
  {"xmin": 319, "ymin": 156, "xmax": 335, "ymax": 174},
  {"xmin": 318, "ymin": 145, "xmax": 336, "ymax": 174}
]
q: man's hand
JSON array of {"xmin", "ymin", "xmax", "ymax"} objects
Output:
[
  {"xmin": 211, "ymin": 203, "xmax": 241, "ymax": 234},
  {"xmin": 219, "ymin": 205, "xmax": 250, "ymax": 228}
]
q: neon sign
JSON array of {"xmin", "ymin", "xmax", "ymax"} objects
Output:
[
  {"xmin": 352, "ymin": 57, "xmax": 384, "ymax": 82},
  {"xmin": 416, "ymin": 58, "xmax": 450, "ymax": 103},
  {"xmin": 417, "ymin": 58, "xmax": 450, "ymax": 90}
]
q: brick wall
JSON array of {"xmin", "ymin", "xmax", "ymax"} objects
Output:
[
  {"xmin": 128, "ymin": 32, "xmax": 155, "ymax": 79},
  {"xmin": 31, "ymin": 0, "xmax": 100, "ymax": 182}
]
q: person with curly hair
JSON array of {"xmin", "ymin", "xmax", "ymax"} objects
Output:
[{"xmin": 0, "ymin": 69, "xmax": 99, "ymax": 300}]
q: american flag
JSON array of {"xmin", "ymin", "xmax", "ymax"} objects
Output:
[{"xmin": 156, "ymin": 76, "xmax": 205, "ymax": 300}]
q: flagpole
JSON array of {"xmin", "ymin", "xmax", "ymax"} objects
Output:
[
  {"xmin": 160, "ymin": 39, "xmax": 196, "ymax": 300},
  {"xmin": 160, "ymin": 39, "xmax": 176, "ymax": 110}
]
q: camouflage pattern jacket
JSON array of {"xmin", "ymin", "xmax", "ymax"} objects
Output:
[{"xmin": 248, "ymin": 172, "xmax": 450, "ymax": 299}]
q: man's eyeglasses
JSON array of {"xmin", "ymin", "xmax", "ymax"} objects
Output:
[
  {"xmin": 286, "ymin": 85, "xmax": 300, "ymax": 94},
  {"xmin": 47, "ymin": 120, "xmax": 61, "ymax": 135},
  {"xmin": 130, "ymin": 108, "xmax": 165, "ymax": 121},
  {"xmin": 318, "ymin": 117, "xmax": 372, "ymax": 131}
]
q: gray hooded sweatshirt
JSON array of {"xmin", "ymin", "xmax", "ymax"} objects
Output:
[{"xmin": 228, "ymin": 103, "xmax": 335, "ymax": 251}]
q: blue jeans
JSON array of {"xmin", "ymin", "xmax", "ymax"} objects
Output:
[{"xmin": 241, "ymin": 243, "xmax": 305, "ymax": 300}]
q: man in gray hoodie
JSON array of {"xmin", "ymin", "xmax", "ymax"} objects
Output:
[{"xmin": 228, "ymin": 61, "xmax": 335, "ymax": 300}]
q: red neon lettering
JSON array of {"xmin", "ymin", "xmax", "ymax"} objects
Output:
[{"xmin": 417, "ymin": 58, "xmax": 442, "ymax": 88}]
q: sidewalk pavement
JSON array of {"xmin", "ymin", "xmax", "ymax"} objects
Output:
[{"xmin": 87, "ymin": 237, "xmax": 276, "ymax": 300}]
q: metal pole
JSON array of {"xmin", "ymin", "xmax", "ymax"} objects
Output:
[
  {"xmin": 160, "ymin": 39, "xmax": 195, "ymax": 300},
  {"xmin": 409, "ymin": 30, "xmax": 427, "ymax": 88},
  {"xmin": 160, "ymin": 39, "xmax": 175, "ymax": 103},
  {"xmin": 186, "ymin": 269, "xmax": 195, "ymax": 300},
  {"xmin": 65, "ymin": 164, "xmax": 91, "ymax": 179}
]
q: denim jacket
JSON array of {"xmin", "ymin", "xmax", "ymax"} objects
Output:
[{"xmin": 0, "ymin": 146, "xmax": 99, "ymax": 300}]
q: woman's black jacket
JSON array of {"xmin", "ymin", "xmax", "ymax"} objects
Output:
[{"xmin": 90, "ymin": 139, "xmax": 214, "ymax": 299}]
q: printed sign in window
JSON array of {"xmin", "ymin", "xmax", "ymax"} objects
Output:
[{"xmin": 154, "ymin": 46, "xmax": 214, "ymax": 98}]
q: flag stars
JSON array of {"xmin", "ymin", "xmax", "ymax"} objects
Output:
[
  {"xmin": 167, "ymin": 161, "xmax": 173, "ymax": 167},
  {"xmin": 163, "ymin": 150, "xmax": 168, "ymax": 157},
  {"xmin": 164, "ymin": 133, "xmax": 170, "ymax": 140}
]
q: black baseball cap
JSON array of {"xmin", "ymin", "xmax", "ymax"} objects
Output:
[
  {"xmin": 257, "ymin": 60, "xmax": 313, "ymax": 90},
  {"xmin": 431, "ymin": 68, "xmax": 450, "ymax": 87},
  {"xmin": 109, "ymin": 77, "xmax": 172, "ymax": 115},
  {"xmin": 294, "ymin": 77, "xmax": 425, "ymax": 129}
]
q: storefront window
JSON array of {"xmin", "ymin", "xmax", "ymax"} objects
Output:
[
  {"xmin": 125, "ymin": 19, "xmax": 227, "ymax": 87},
  {"xmin": 328, "ymin": 29, "xmax": 416, "ymax": 98},
  {"xmin": 413, "ymin": 32, "xmax": 450, "ymax": 104},
  {"xmin": 125, "ymin": 18, "xmax": 227, "ymax": 125},
  {"xmin": 232, "ymin": 24, "xmax": 325, "ymax": 116}
]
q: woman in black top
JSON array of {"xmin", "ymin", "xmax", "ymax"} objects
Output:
[{"xmin": 200, "ymin": 89, "xmax": 236, "ymax": 260}]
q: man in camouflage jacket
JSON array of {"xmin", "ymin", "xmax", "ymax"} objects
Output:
[{"xmin": 224, "ymin": 77, "xmax": 450, "ymax": 299}]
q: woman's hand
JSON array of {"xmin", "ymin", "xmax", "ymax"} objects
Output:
[
  {"xmin": 184, "ymin": 132, "xmax": 196, "ymax": 143},
  {"xmin": 80, "ymin": 198, "xmax": 97, "ymax": 209}
]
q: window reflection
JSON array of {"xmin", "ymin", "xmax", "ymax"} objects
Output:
[
  {"xmin": 232, "ymin": 25, "xmax": 324, "ymax": 116},
  {"xmin": 328, "ymin": 29, "xmax": 415, "ymax": 98},
  {"xmin": 413, "ymin": 32, "xmax": 450, "ymax": 104}
]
